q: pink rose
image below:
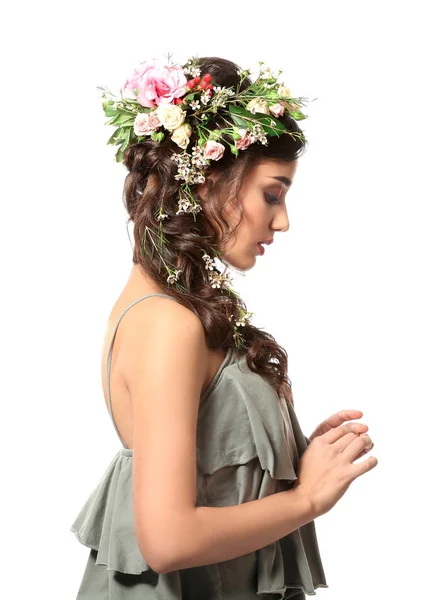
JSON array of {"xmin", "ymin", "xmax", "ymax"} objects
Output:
[
  {"xmin": 133, "ymin": 111, "xmax": 162, "ymax": 136},
  {"xmin": 269, "ymin": 102, "xmax": 285, "ymax": 118},
  {"xmin": 123, "ymin": 58, "xmax": 187, "ymax": 108},
  {"xmin": 203, "ymin": 140, "xmax": 225, "ymax": 161},
  {"xmin": 235, "ymin": 128, "xmax": 253, "ymax": 150}
]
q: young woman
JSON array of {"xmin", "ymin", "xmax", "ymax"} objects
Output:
[{"xmin": 70, "ymin": 55, "xmax": 377, "ymax": 599}]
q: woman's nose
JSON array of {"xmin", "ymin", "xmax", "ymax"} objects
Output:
[{"xmin": 272, "ymin": 207, "xmax": 290, "ymax": 233}]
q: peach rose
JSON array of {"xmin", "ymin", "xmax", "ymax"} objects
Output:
[
  {"xmin": 234, "ymin": 128, "xmax": 253, "ymax": 150},
  {"xmin": 269, "ymin": 103, "xmax": 285, "ymax": 118},
  {"xmin": 133, "ymin": 111, "xmax": 162, "ymax": 136},
  {"xmin": 203, "ymin": 140, "xmax": 225, "ymax": 160}
]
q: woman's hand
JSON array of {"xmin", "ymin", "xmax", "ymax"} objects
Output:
[
  {"xmin": 307, "ymin": 410, "xmax": 374, "ymax": 460},
  {"xmin": 294, "ymin": 423, "xmax": 378, "ymax": 517}
]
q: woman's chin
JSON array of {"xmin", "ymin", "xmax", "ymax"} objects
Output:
[{"xmin": 224, "ymin": 252, "xmax": 256, "ymax": 273}]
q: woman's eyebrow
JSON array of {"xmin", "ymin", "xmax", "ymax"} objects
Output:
[{"xmin": 268, "ymin": 176, "xmax": 292, "ymax": 187}]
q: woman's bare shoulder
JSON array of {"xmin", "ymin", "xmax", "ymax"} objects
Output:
[{"xmin": 116, "ymin": 291, "xmax": 208, "ymax": 375}]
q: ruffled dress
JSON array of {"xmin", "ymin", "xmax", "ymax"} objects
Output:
[{"xmin": 70, "ymin": 293, "xmax": 329, "ymax": 599}]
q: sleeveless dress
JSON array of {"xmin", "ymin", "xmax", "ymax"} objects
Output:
[{"xmin": 70, "ymin": 293, "xmax": 329, "ymax": 599}]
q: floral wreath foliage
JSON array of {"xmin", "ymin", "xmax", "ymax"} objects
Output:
[{"xmin": 98, "ymin": 55, "xmax": 312, "ymax": 349}]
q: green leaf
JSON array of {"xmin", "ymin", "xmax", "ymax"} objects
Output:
[
  {"xmin": 228, "ymin": 104, "xmax": 286, "ymax": 136},
  {"xmin": 231, "ymin": 114, "xmax": 249, "ymax": 128},
  {"xmin": 116, "ymin": 107, "xmax": 138, "ymax": 116},
  {"xmin": 119, "ymin": 127, "xmax": 132, "ymax": 152},
  {"xmin": 253, "ymin": 113, "xmax": 287, "ymax": 135},
  {"xmin": 103, "ymin": 105, "xmax": 117, "ymax": 117},
  {"xmin": 107, "ymin": 127, "xmax": 122, "ymax": 145},
  {"xmin": 228, "ymin": 105, "xmax": 254, "ymax": 119},
  {"xmin": 110, "ymin": 112, "xmax": 136, "ymax": 126},
  {"xmin": 115, "ymin": 146, "xmax": 124, "ymax": 163},
  {"xmin": 289, "ymin": 110, "xmax": 307, "ymax": 121},
  {"xmin": 209, "ymin": 130, "xmax": 221, "ymax": 140}
]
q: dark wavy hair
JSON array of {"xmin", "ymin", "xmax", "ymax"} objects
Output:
[{"xmin": 121, "ymin": 56, "xmax": 308, "ymax": 407}]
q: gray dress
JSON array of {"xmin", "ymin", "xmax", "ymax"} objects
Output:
[{"xmin": 70, "ymin": 293, "xmax": 329, "ymax": 599}]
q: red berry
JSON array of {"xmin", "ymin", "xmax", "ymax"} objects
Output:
[
  {"xmin": 193, "ymin": 76, "xmax": 201, "ymax": 85},
  {"xmin": 199, "ymin": 81, "xmax": 208, "ymax": 90},
  {"xmin": 174, "ymin": 98, "xmax": 183, "ymax": 104},
  {"xmin": 206, "ymin": 84, "xmax": 213, "ymax": 91},
  {"xmin": 203, "ymin": 73, "xmax": 212, "ymax": 83},
  {"xmin": 186, "ymin": 79, "xmax": 196, "ymax": 89}
]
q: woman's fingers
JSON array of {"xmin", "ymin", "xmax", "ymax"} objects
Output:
[
  {"xmin": 321, "ymin": 424, "xmax": 360, "ymax": 444},
  {"xmin": 342, "ymin": 434, "xmax": 374, "ymax": 461},
  {"xmin": 349, "ymin": 422, "xmax": 369, "ymax": 434},
  {"xmin": 326, "ymin": 410, "xmax": 364, "ymax": 428},
  {"xmin": 353, "ymin": 441, "xmax": 375, "ymax": 461}
]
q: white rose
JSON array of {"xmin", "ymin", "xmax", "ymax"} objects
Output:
[
  {"xmin": 171, "ymin": 123, "xmax": 192, "ymax": 149},
  {"xmin": 155, "ymin": 104, "xmax": 186, "ymax": 131},
  {"xmin": 246, "ymin": 99, "xmax": 270, "ymax": 115}
]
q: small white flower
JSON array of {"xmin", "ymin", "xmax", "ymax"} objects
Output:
[
  {"xmin": 190, "ymin": 203, "xmax": 202, "ymax": 215},
  {"xmin": 176, "ymin": 196, "xmax": 193, "ymax": 214},
  {"xmin": 202, "ymin": 253, "xmax": 215, "ymax": 271},
  {"xmin": 167, "ymin": 269, "xmax": 182, "ymax": 284}
]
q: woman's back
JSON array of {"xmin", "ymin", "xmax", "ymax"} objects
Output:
[{"xmin": 99, "ymin": 265, "xmax": 227, "ymax": 450}]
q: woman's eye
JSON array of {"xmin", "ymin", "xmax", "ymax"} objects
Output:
[{"xmin": 264, "ymin": 192, "xmax": 280, "ymax": 205}]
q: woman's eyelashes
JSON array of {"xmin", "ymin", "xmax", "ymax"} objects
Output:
[{"xmin": 264, "ymin": 192, "xmax": 280, "ymax": 205}]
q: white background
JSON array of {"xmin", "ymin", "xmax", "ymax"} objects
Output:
[{"xmin": 1, "ymin": 1, "xmax": 433, "ymax": 598}]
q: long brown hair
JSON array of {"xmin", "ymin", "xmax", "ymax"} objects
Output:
[{"xmin": 122, "ymin": 57, "xmax": 307, "ymax": 406}]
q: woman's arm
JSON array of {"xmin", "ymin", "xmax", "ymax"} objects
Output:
[{"xmin": 159, "ymin": 486, "xmax": 315, "ymax": 573}]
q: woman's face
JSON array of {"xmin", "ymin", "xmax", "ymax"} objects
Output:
[{"xmin": 218, "ymin": 159, "xmax": 299, "ymax": 271}]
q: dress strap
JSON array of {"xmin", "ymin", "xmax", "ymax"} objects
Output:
[{"xmin": 105, "ymin": 293, "xmax": 179, "ymax": 448}]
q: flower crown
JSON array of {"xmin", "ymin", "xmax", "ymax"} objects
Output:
[{"xmin": 98, "ymin": 55, "xmax": 311, "ymax": 349}]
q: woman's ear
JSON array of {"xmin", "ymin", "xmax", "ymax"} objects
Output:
[
  {"xmin": 195, "ymin": 181, "xmax": 209, "ymax": 201},
  {"xmin": 195, "ymin": 171, "xmax": 219, "ymax": 201}
]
